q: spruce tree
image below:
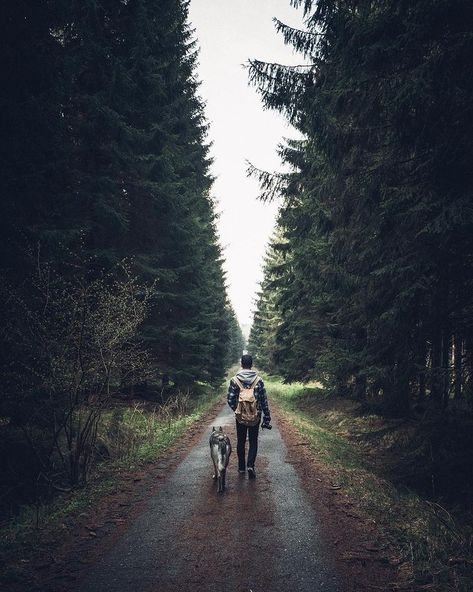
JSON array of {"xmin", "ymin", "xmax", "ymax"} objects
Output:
[
  {"xmin": 1, "ymin": 0, "xmax": 238, "ymax": 404},
  {"xmin": 248, "ymin": 0, "xmax": 473, "ymax": 413}
]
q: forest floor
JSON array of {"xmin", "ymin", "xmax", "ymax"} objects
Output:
[{"xmin": 2, "ymin": 383, "xmax": 471, "ymax": 592}]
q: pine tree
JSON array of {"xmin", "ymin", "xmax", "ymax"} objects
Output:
[
  {"xmin": 0, "ymin": 1, "xmax": 68, "ymax": 274},
  {"xmin": 248, "ymin": 0, "xmax": 473, "ymax": 413},
  {"xmin": 249, "ymin": 229, "xmax": 286, "ymax": 375},
  {"xmin": 115, "ymin": 0, "xmax": 232, "ymax": 387},
  {"xmin": 1, "ymin": 0, "xmax": 238, "ymax": 407}
]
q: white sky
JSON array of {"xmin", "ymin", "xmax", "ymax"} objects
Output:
[{"xmin": 188, "ymin": 0, "xmax": 305, "ymax": 327}]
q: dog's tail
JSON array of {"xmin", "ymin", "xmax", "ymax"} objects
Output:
[{"xmin": 217, "ymin": 439, "xmax": 229, "ymax": 472}]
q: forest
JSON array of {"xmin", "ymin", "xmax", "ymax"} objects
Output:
[
  {"xmin": 246, "ymin": 7, "xmax": 473, "ymax": 572},
  {"xmin": 0, "ymin": 0, "xmax": 243, "ymax": 515},
  {"xmin": 1, "ymin": 1, "xmax": 473, "ymax": 590},
  {"xmin": 249, "ymin": 0, "xmax": 473, "ymax": 416}
]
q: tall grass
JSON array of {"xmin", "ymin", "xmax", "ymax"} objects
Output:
[{"xmin": 99, "ymin": 391, "xmax": 217, "ymax": 467}]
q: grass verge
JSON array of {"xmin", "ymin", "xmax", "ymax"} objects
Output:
[
  {"xmin": 268, "ymin": 378, "xmax": 473, "ymax": 592},
  {"xmin": 0, "ymin": 385, "xmax": 221, "ymax": 588}
]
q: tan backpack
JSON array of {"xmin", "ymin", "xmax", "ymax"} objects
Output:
[{"xmin": 234, "ymin": 375, "xmax": 261, "ymax": 426}]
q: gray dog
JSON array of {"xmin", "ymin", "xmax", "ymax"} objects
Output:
[{"xmin": 209, "ymin": 426, "xmax": 232, "ymax": 493}]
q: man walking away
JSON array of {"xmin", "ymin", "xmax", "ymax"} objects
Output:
[{"xmin": 227, "ymin": 354, "xmax": 271, "ymax": 479}]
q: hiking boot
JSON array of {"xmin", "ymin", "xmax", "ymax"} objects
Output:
[{"xmin": 247, "ymin": 467, "xmax": 256, "ymax": 479}]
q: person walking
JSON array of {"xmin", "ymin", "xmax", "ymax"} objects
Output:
[{"xmin": 227, "ymin": 354, "xmax": 271, "ymax": 479}]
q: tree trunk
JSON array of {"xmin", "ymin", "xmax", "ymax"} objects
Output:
[
  {"xmin": 463, "ymin": 337, "xmax": 473, "ymax": 406},
  {"xmin": 441, "ymin": 330, "xmax": 451, "ymax": 409},
  {"xmin": 396, "ymin": 354, "xmax": 410, "ymax": 415},
  {"xmin": 430, "ymin": 331, "xmax": 442, "ymax": 406},
  {"xmin": 383, "ymin": 355, "xmax": 410, "ymax": 416},
  {"xmin": 354, "ymin": 373, "xmax": 367, "ymax": 401},
  {"xmin": 453, "ymin": 332, "xmax": 463, "ymax": 400},
  {"xmin": 417, "ymin": 340, "xmax": 427, "ymax": 402}
]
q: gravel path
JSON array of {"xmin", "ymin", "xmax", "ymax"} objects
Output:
[{"xmin": 78, "ymin": 403, "xmax": 340, "ymax": 592}]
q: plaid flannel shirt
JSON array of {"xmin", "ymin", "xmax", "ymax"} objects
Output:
[{"xmin": 227, "ymin": 372, "xmax": 271, "ymax": 424}]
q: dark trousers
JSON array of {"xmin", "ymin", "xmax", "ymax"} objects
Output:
[{"xmin": 236, "ymin": 419, "xmax": 260, "ymax": 470}]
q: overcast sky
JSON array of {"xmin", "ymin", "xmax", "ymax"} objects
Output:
[{"xmin": 188, "ymin": 0, "xmax": 305, "ymax": 327}]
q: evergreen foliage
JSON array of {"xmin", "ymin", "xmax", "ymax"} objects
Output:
[
  {"xmin": 1, "ymin": 0, "xmax": 240, "ymax": 390},
  {"xmin": 0, "ymin": 0, "xmax": 243, "ymax": 501},
  {"xmin": 248, "ymin": 230, "xmax": 285, "ymax": 374},
  {"xmin": 249, "ymin": 0, "xmax": 473, "ymax": 414},
  {"xmin": 0, "ymin": 0, "xmax": 243, "ymax": 503}
]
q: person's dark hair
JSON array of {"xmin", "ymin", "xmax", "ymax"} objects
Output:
[{"xmin": 241, "ymin": 354, "xmax": 253, "ymax": 369}]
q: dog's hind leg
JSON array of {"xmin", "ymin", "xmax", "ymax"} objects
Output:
[{"xmin": 210, "ymin": 441, "xmax": 218, "ymax": 479}]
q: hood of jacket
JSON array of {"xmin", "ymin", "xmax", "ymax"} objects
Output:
[{"xmin": 235, "ymin": 369, "xmax": 258, "ymax": 386}]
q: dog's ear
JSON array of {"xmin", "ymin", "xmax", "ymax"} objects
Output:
[
  {"xmin": 218, "ymin": 426, "xmax": 223, "ymax": 432},
  {"xmin": 212, "ymin": 426, "xmax": 215, "ymax": 432}
]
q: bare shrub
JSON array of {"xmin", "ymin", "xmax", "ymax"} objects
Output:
[{"xmin": 0, "ymin": 258, "xmax": 153, "ymax": 490}]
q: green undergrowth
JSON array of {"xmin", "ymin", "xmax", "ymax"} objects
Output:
[
  {"xmin": 0, "ymin": 386, "xmax": 221, "ymax": 588},
  {"xmin": 268, "ymin": 378, "xmax": 473, "ymax": 592},
  {"xmin": 99, "ymin": 389, "xmax": 218, "ymax": 468}
]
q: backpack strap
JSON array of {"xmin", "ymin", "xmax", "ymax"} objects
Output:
[
  {"xmin": 250, "ymin": 375, "xmax": 261, "ymax": 389},
  {"xmin": 233, "ymin": 376, "xmax": 245, "ymax": 390},
  {"xmin": 233, "ymin": 375, "xmax": 260, "ymax": 390}
]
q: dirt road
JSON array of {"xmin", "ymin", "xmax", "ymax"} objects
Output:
[{"xmin": 78, "ymin": 403, "xmax": 340, "ymax": 592}]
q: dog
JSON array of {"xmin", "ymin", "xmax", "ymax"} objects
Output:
[{"xmin": 209, "ymin": 426, "xmax": 232, "ymax": 493}]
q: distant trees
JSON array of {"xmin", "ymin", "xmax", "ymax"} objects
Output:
[
  {"xmin": 248, "ymin": 229, "xmax": 285, "ymax": 375},
  {"xmin": 249, "ymin": 0, "xmax": 473, "ymax": 414}
]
